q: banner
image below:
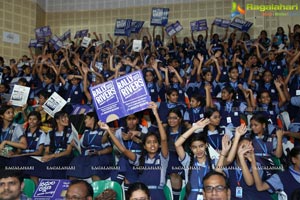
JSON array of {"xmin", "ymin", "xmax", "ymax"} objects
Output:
[
  {"xmin": 190, "ymin": 19, "xmax": 208, "ymax": 32},
  {"xmin": 213, "ymin": 18, "xmax": 231, "ymax": 28},
  {"xmin": 165, "ymin": 21, "xmax": 183, "ymax": 36},
  {"xmin": 230, "ymin": 17, "xmax": 253, "ymax": 32},
  {"xmin": 150, "ymin": 8, "xmax": 169, "ymax": 26},
  {"xmin": 90, "ymin": 70, "xmax": 151, "ymax": 123},
  {"xmin": 131, "ymin": 21, "xmax": 144, "ymax": 33},
  {"xmin": 33, "ymin": 179, "xmax": 70, "ymax": 200},
  {"xmin": 35, "ymin": 26, "xmax": 52, "ymax": 38},
  {"xmin": 114, "ymin": 19, "xmax": 132, "ymax": 36},
  {"xmin": 74, "ymin": 29, "xmax": 89, "ymax": 39}
]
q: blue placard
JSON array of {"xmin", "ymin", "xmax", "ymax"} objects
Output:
[
  {"xmin": 230, "ymin": 17, "xmax": 253, "ymax": 32},
  {"xmin": 213, "ymin": 18, "xmax": 230, "ymax": 28},
  {"xmin": 114, "ymin": 19, "xmax": 132, "ymax": 36},
  {"xmin": 173, "ymin": 21, "xmax": 183, "ymax": 33},
  {"xmin": 131, "ymin": 21, "xmax": 144, "ymax": 33},
  {"xmin": 74, "ymin": 29, "xmax": 89, "ymax": 39},
  {"xmin": 150, "ymin": 8, "xmax": 169, "ymax": 26},
  {"xmin": 190, "ymin": 19, "xmax": 208, "ymax": 32},
  {"xmin": 60, "ymin": 29, "xmax": 71, "ymax": 41},
  {"xmin": 28, "ymin": 39, "xmax": 37, "ymax": 48},
  {"xmin": 165, "ymin": 21, "xmax": 183, "ymax": 36},
  {"xmin": 33, "ymin": 179, "xmax": 70, "ymax": 200},
  {"xmin": 90, "ymin": 70, "xmax": 151, "ymax": 123},
  {"xmin": 35, "ymin": 26, "xmax": 52, "ymax": 38}
]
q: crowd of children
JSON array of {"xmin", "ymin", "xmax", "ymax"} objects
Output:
[{"xmin": 1, "ymin": 22, "xmax": 300, "ymax": 200}]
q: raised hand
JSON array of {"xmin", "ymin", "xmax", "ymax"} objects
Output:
[
  {"xmin": 221, "ymin": 134, "xmax": 232, "ymax": 156},
  {"xmin": 194, "ymin": 118, "xmax": 210, "ymax": 129},
  {"xmin": 235, "ymin": 124, "xmax": 247, "ymax": 138}
]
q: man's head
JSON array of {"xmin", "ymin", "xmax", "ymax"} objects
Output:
[
  {"xmin": 65, "ymin": 180, "xmax": 93, "ymax": 200},
  {"xmin": 0, "ymin": 170, "xmax": 24, "ymax": 200},
  {"xmin": 203, "ymin": 171, "xmax": 231, "ymax": 200}
]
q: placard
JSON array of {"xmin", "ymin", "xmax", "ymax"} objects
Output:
[
  {"xmin": 213, "ymin": 18, "xmax": 231, "ymax": 28},
  {"xmin": 81, "ymin": 37, "xmax": 91, "ymax": 48},
  {"xmin": 190, "ymin": 19, "xmax": 208, "ymax": 32},
  {"xmin": 90, "ymin": 70, "xmax": 151, "ymax": 123},
  {"xmin": 33, "ymin": 179, "xmax": 70, "ymax": 200},
  {"xmin": 230, "ymin": 17, "xmax": 253, "ymax": 32},
  {"xmin": 42, "ymin": 92, "xmax": 67, "ymax": 118},
  {"xmin": 131, "ymin": 21, "xmax": 145, "ymax": 33},
  {"xmin": 165, "ymin": 21, "xmax": 183, "ymax": 36},
  {"xmin": 10, "ymin": 85, "xmax": 30, "ymax": 107},
  {"xmin": 132, "ymin": 40, "xmax": 142, "ymax": 52},
  {"xmin": 35, "ymin": 26, "xmax": 52, "ymax": 38},
  {"xmin": 60, "ymin": 29, "xmax": 71, "ymax": 41},
  {"xmin": 114, "ymin": 19, "xmax": 132, "ymax": 36},
  {"xmin": 29, "ymin": 39, "xmax": 37, "ymax": 48},
  {"xmin": 150, "ymin": 8, "xmax": 169, "ymax": 26},
  {"xmin": 74, "ymin": 29, "xmax": 89, "ymax": 39}
]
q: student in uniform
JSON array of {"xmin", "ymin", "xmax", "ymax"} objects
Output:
[
  {"xmin": 112, "ymin": 113, "xmax": 148, "ymax": 191},
  {"xmin": 213, "ymin": 86, "xmax": 248, "ymax": 128},
  {"xmin": 67, "ymin": 112, "xmax": 113, "ymax": 181},
  {"xmin": 174, "ymin": 118, "xmax": 231, "ymax": 200},
  {"xmin": 126, "ymin": 182, "xmax": 151, "ymax": 200},
  {"xmin": 28, "ymin": 111, "xmax": 75, "ymax": 181},
  {"xmin": 248, "ymin": 114, "xmax": 284, "ymax": 179},
  {"xmin": 100, "ymin": 102, "xmax": 169, "ymax": 200},
  {"xmin": 61, "ymin": 73, "xmax": 84, "ymax": 105},
  {"xmin": 0, "ymin": 105, "xmax": 27, "ymax": 168},
  {"xmin": 158, "ymin": 88, "xmax": 186, "ymax": 125},
  {"xmin": 250, "ymin": 146, "xmax": 300, "ymax": 199},
  {"xmin": 202, "ymin": 107, "xmax": 232, "ymax": 151}
]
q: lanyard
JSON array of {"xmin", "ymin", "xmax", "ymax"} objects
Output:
[
  {"xmin": 208, "ymin": 135, "xmax": 219, "ymax": 150},
  {"xmin": 0, "ymin": 130, "xmax": 9, "ymax": 142},
  {"xmin": 69, "ymin": 85, "xmax": 77, "ymax": 98},
  {"xmin": 235, "ymin": 167, "xmax": 243, "ymax": 186},
  {"xmin": 54, "ymin": 134, "xmax": 65, "ymax": 149},
  {"xmin": 127, "ymin": 140, "xmax": 133, "ymax": 150},
  {"xmin": 255, "ymin": 138, "xmax": 268, "ymax": 154},
  {"xmin": 196, "ymin": 160, "xmax": 207, "ymax": 189}
]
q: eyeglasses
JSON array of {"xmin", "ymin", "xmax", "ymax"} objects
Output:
[{"xmin": 204, "ymin": 185, "xmax": 227, "ymax": 193}]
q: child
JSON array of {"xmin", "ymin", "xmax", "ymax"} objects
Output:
[
  {"xmin": 174, "ymin": 118, "xmax": 231, "ymax": 200},
  {"xmin": 99, "ymin": 102, "xmax": 168, "ymax": 199}
]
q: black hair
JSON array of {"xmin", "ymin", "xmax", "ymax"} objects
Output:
[
  {"xmin": 85, "ymin": 111, "xmax": 99, "ymax": 131},
  {"xmin": 25, "ymin": 111, "xmax": 42, "ymax": 139},
  {"xmin": 0, "ymin": 170, "xmax": 24, "ymax": 183},
  {"xmin": 289, "ymin": 146, "xmax": 300, "ymax": 166},
  {"xmin": 0, "ymin": 105, "xmax": 14, "ymax": 127},
  {"xmin": 126, "ymin": 182, "xmax": 150, "ymax": 200},
  {"xmin": 49, "ymin": 111, "xmax": 70, "ymax": 153},
  {"xmin": 18, "ymin": 77, "xmax": 29, "ymax": 87},
  {"xmin": 250, "ymin": 114, "xmax": 269, "ymax": 142},
  {"xmin": 203, "ymin": 170, "xmax": 230, "ymax": 189},
  {"xmin": 190, "ymin": 93, "xmax": 205, "ymax": 107},
  {"xmin": 68, "ymin": 179, "xmax": 93, "ymax": 198},
  {"xmin": 38, "ymin": 90, "xmax": 51, "ymax": 99},
  {"xmin": 203, "ymin": 107, "xmax": 224, "ymax": 137},
  {"xmin": 166, "ymin": 88, "xmax": 179, "ymax": 97}
]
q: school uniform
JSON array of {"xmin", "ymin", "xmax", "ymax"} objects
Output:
[
  {"xmin": 228, "ymin": 162, "xmax": 272, "ymax": 200},
  {"xmin": 198, "ymin": 80, "xmax": 220, "ymax": 98},
  {"xmin": 263, "ymin": 59, "xmax": 286, "ymax": 78},
  {"xmin": 158, "ymin": 102, "xmax": 186, "ymax": 124},
  {"xmin": 28, "ymin": 128, "xmax": 74, "ymax": 179},
  {"xmin": 206, "ymin": 127, "xmax": 232, "ymax": 151},
  {"xmin": 222, "ymin": 80, "xmax": 248, "ymax": 102},
  {"xmin": 185, "ymin": 73, "xmax": 201, "ymax": 99},
  {"xmin": 67, "ymin": 128, "xmax": 113, "ymax": 179},
  {"xmin": 180, "ymin": 153, "xmax": 217, "ymax": 200},
  {"xmin": 146, "ymin": 82, "xmax": 160, "ymax": 102},
  {"xmin": 0, "ymin": 123, "xmax": 24, "ymax": 166},
  {"xmin": 184, "ymin": 107, "xmax": 205, "ymax": 125},
  {"xmin": 266, "ymin": 166, "xmax": 300, "ymax": 199},
  {"xmin": 130, "ymin": 152, "xmax": 169, "ymax": 200},
  {"xmin": 254, "ymin": 103, "xmax": 279, "ymax": 126},
  {"xmin": 257, "ymin": 82, "xmax": 279, "ymax": 102},
  {"xmin": 215, "ymin": 100, "xmax": 247, "ymax": 128},
  {"xmin": 63, "ymin": 82, "xmax": 84, "ymax": 104}
]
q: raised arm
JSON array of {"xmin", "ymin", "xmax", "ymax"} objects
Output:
[
  {"xmin": 98, "ymin": 121, "xmax": 136, "ymax": 161},
  {"xmin": 175, "ymin": 118, "xmax": 210, "ymax": 160}
]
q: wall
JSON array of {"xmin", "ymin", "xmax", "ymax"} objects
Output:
[{"xmin": 0, "ymin": 0, "xmax": 37, "ymax": 62}]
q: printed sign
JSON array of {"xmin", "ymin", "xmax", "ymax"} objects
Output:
[
  {"xmin": 165, "ymin": 21, "xmax": 183, "ymax": 36},
  {"xmin": 213, "ymin": 18, "xmax": 231, "ymax": 28},
  {"xmin": 60, "ymin": 29, "xmax": 71, "ymax": 41},
  {"xmin": 190, "ymin": 19, "xmax": 208, "ymax": 32},
  {"xmin": 150, "ymin": 8, "xmax": 169, "ymax": 26},
  {"xmin": 10, "ymin": 85, "xmax": 30, "ymax": 107},
  {"xmin": 29, "ymin": 39, "xmax": 38, "ymax": 48},
  {"xmin": 132, "ymin": 40, "xmax": 142, "ymax": 52},
  {"xmin": 90, "ymin": 70, "xmax": 151, "ymax": 123},
  {"xmin": 230, "ymin": 17, "xmax": 253, "ymax": 32},
  {"xmin": 74, "ymin": 29, "xmax": 89, "ymax": 39},
  {"xmin": 131, "ymin": 21, "xmax": 145, "ymax": 33},
  {"xmin": 42, "ymin": 92, "xmax": 67, "ymax": 117},
  {"xmin": 114, "ymin": 19, "xmax": 132, "ymax": 36},
  {"xmin": 33, "ymin": 179, "xmax": 70, "ymax": 200},
  {"xmin": 35, "ymin": 26, "xmax": 52, "ymax": 38}
]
